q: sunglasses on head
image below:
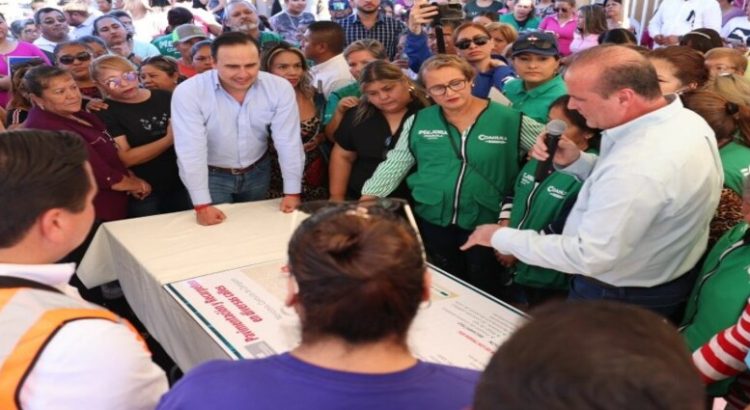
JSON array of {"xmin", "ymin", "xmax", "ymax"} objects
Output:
[
  {"xmin": 455, "ymin": 35, "xmax": 491, "ymax": 50},
  {"xmin": 515, "ymin": 36, "xmax": 556, "ymax": 50},
  {"xmin": 58, "ymin": 51, "xmax": 92, "ymax": 65}
]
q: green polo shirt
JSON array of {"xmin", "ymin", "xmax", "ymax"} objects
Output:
[
  {"xmin": 503, "ymin": 75, "xmax": 567, "ymax": 123},
  {"xmin": 498, "ymin": 13, "xmax": 541, "ymax": 32}
]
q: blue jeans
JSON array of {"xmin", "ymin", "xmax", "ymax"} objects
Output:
[
  {"xmin": 568, "ymin": 267, "xmax": 700, "ymax": 323},
  {"xmin": 208, "ymin": 156, "xmax": 271, "ymax": 204}
]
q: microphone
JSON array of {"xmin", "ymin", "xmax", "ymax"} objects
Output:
[{"xmin": 534, "ymin": 119, "xmax": 567, "ymax": 183}]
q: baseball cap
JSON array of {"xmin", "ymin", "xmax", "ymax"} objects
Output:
[
  {"xmin": 173, "ymin": 24, "xmax": 207, "ymax": 43},
  {"xmin": 511, "ymin": 31, "xmax": 560, "ymax": 58}
]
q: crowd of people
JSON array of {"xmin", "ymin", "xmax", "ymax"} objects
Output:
[{"xmin": 2, "ymin": 0, "xmax": 750, "ymax": 408}]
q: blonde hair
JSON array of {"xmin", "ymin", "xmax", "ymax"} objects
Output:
[
  {"xmin": 418, "ymin": 54, "xmax": 475, "ymax": 86},
  {"xmin": 344, "ymin": 39, "xmax": 387, "ymax": 61},
  {"xmin": 89, "ymin": 54, "xmax": 137, "ymax": 84},
  {"xmin": 705, "ymin": 73, "xmax": 750, "ymax": 106},
  {"xmin": 486, "ymin": 22, "xmax": 518, "ymax": 44},
  {"xmin": 705, "ymin": 48, "xmax": 748, "ymax": 75},
  {"xmin": 682, "ymin": 90, "xmax": 750, "ymax": 146}
]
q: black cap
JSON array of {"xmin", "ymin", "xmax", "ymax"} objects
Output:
[{"xmin": 511, "ymin": 31, "xmax": 560, "ymax": 57}]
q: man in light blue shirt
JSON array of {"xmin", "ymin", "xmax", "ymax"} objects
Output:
[
  {"xmin": 462, "ymin": 45, "xmax": 722, "ymax": 320},
  {"xmin": 172, "ymin": 32, "xmax": 305, "ymax": 226}
]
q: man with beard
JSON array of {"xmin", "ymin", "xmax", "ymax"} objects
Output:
[
  {"xmin": 33, "ymin": 8, "xmax": 71, "ymax": 58},
  {"xmin": 338, "ymin": 0, "xmax": 406, "ymax": 60},
  {"xmin": 223, "ymin": 0, "xmax": 283, "ymax": 52}
]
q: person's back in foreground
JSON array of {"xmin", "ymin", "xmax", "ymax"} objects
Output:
[
  {"xmin": 474, "ymin": 300, "xmax": 705, "ymax": 410},
  {"xmin": 158, "ymin": 200, "xmax": 479, "ymax": 410}
]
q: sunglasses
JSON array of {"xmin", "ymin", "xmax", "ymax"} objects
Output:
[
  {"xmin": 58, "ymin": 51, "xmax": 92, "ymax": 65},
  {"xmin": 553, "ymin": 7, "xmax": 570, "ymax": 12},
  {"xmin": 455, "ymin": 35, "xmax": 491, "ymax": 50},
  {"xmin": 515, "ymin": 37, "xmax": 556, "ymax": 50},
  {"xmin": 105, "ymin": 71, "xmax": 138, "ymax": 89}
]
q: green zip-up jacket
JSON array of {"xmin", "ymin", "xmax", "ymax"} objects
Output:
[
  {"xmin": 508, "ymin": 157, "xmax": 589, "ymax": 289},
  {"xmin": 720, "ymin": 140, "xmax": 750, "ymax": 196},
  {"xmin": 407, "ymin": 102, "xmax": 521, "ymax": 230},
  {"xmin": 681, "ymin": 221, "xmax": 750, "ymax": 395}
]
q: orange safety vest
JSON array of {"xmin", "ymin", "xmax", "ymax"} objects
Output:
[{"xmin": 0, "ymin": 277, "xmax": 145, "ymax": 410}]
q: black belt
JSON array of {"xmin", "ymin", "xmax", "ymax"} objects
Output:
[{"xmin": 208, "ymin": 152, "xmax": 268, "ymax": 175}]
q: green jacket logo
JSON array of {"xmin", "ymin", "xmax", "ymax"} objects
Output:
[
  {"xmin": 520, "ymin": 173, "xmax": 534, "ymax": 185},
  {"xmin": 418, "ymin": 129, "xmax": 448, "ymax": 140},
  {"xmin": 547, "ymin": 186, "xmax": 567, "ymax": 199},
  {"xmin": 478, "ymin": 134, "xmax": 508, "ymax": 144}
]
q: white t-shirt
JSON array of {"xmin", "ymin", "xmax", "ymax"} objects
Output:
[{"xmin": 721, "ymin": 16, "xmax": 750, "ymax": 46}]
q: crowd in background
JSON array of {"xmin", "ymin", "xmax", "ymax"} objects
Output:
[{"xmin": 2, "ymin": 0, "xmax": 750, "ymax": 408}]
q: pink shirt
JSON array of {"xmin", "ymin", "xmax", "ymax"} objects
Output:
[
  {"xmin": 569, "ymin": 32, "xmax": 600, "ymax": 55},
  {"xmin": 539, "ymin": 14, "xmax": 578, "ymax": 56},
  {"xmin": 0, "ymin": 41, "xmax": 50, "ymax": 107}
]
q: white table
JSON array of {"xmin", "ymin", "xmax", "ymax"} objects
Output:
[
  {"xmin": 78, "ymin": 200, "xmax": 297, "ymax": 370},
  {"xmin": 79, "ymin": 199, "xmax": 526, "ymax": 371}
]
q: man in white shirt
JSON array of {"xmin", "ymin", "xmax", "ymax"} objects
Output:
[
  {"xmin": 648, "ymin": 0, "xmax": 721, "ymax": 46},
  {"xmin": 302, "ymin": 20, "xmax": 355, "ymax": 98},
  {"xmin": 33, "ymin": 7, "xmax": 71, "ymax": 55},
  {"xmin": 0, "ymin": 130, "xmax": 168, "ymax": 410},
  {"xmin": 462, "ymin": 45, "xmax": 723, "ymax": 320}
]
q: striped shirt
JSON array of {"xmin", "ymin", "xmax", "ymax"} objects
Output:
[
  {"xmin": 693, "ymin": 297, "xmax": 750, "ymax": 409},
  {"xmin": 361, "ymin": 114, "xmax": 543, "ymax": 197},
  {"xmin": 338, "ymin": 12, "xmax": 406, "ymax": 60}
]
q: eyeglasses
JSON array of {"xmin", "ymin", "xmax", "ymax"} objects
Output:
[
  {"xmin": 553, "ymin": 7, "xmax": 570, "ymax": 12},
  {"xmin": 104, "ymin": 71, "xmax": 138, "ymax": 89},
  {"xmin": 455, "ymin": 35, "xmax": 491, "ymax": 50},
  {"xmin": 427, "ymin": 78, "xmax": 467, "ymax": 96},
  {"xmin": 58, "ymin": 51, "xmax": 92, "ymax": 65}
]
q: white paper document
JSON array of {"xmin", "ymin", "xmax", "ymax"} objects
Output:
[{"xmin": 164, "ymin": 260, "xmax": 528, "ymax": 370}]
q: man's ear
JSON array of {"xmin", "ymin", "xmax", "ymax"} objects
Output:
[
  {"xmin": 421, "ymin": 268, "xmax": 432, "ymax": 302},
  {"xmin": 37, "ymin": 208, "xmax": 67, "ymax": 245}
]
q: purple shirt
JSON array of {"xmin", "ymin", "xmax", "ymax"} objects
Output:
[
  {"xmin": 24, "ymin": 107, "xmax": 129, "ymax": 221},
  {"xmin": 539, "ymin": 14, "xmax": 578, "ymax": 56},
  {"xmin": 0, "ymin": 42, "xmax": 50, "ymax": 107},
  {"xmin": 158, "ymin": 353, "xmax": 480, "ymax": 410}
]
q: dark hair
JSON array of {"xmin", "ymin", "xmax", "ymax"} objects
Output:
[
  {"xmin": 287, "ymin": 209, "xmax": 426, "ymax": 345},
  {"xmin": 23, "ymin": 65, "xmax": 70, "ymax": 97},
  {"xmin": 577, "ymin": 5, "xmax": 608, "ymax": 35},
  {"xmin": 549, "ymin": 95, "xmax": 601, "ymax": 150},
  {"xmin": 10, "ymin": 18, "xmax": 35, "ymax": 38},
  {"xmin": 307, "ymin": 21, "xmax": 346, "ymax": 54},
  {"xmin": 354, "ymin": 60, "xmax": 428, "ymax": 125},
  {"xmin": 141, "ymin": 55, "xmax": 180, "ymax": 76},
  {"xmin": 648, "ymin": 46, "xmax": 709, "ymax": 90},
  {"xmin": 476, "ymin": 11, "xmax": 499, "ymax": 22},
  {"xmin": 8, "ymin": 59, "xmax": 45, "ymax": 110},
  {"xmin": 0, "ymin": 130, "xmax": 90, "ymax": 248},
  {"xmin": 679, "ymin": 28, "xmax": 723, "ymax": 54},
  {"xmin": 78, "ymin": 35, "xmax": 108, "ymax": 49},
  {"xmin": 167, "ymin": 6, "xmax": 194, "ymax": 29},
  {"xmin": 92, "ymin": 14, "xmax": 125, "ymax": 36},
  {"xmin": 108, "ymin": 10, "xmax": 133, "ymax": 21},
  {"xmin": 598, "ymin": 28, "xmax": 636, "ymax": 45},
  {"xmin": 261, "ymin": 42, "xmax": 313, "ymax": 97},
  {"xmin": 210, "ymin": 31, "xmax": 260, "ymax": 60},
  {"xmin": 567, "ymin": 45, "xmax": 662, "ymax": 100},
  {"xmin": 33, "ymin": 7, "xmax": 64, "ymax": 25},
  {"xmin": 53, "ymin": 40, "xmax": 93, "ymax": 58},
  {"xmin": 190, "ymin": 39, "xmax": 212, "ymax": 59},
  {"xmin": 474, "ymin": 301, "xmax": 706, "ymax": 410}
]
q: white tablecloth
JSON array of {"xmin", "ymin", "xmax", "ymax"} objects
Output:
[{"xmin": 78, "ymin": 200, "xmax": 295, "ymax": 370}]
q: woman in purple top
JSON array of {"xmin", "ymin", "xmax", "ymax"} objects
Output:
[
  {"xmin": 539, "ymin": 0, "xmax": 577, "ymax": 56},
  {"xmin": 158, "ymin": 200, "xmax": 481, "ymax": 410},
  {"xmin": 22, "ymin": 66, "xmax": 151, "ymax": 222},
  {"xmin": 0, "ymin": 12, "xmax": 50, "ymax": 107}
]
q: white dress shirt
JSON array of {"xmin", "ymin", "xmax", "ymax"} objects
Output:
[
  {"xmin": 310, "ymin": 53, "xmax": 355, "ymax": 98},
  {"xmin": 0, "ymin": 263, "xmax": 168, "ymax": 410},
  {"xmin": 491, "ymin": 97, "xmax": 723, "ymax": 287},
  {"xmin": 33, "ymin": 36, "xmax": 63, "ymax": 54},
  {"xmin": 647, "ymin": 0, "xmax": 721, "ymax": 38},
  {"xmin": 172, "ymin": 70, "xmax": 305, "ymax": 205}
]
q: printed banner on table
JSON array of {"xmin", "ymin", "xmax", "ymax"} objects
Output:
[{"xmin": 164, "ymin": 260, "xmax": 528, "ymax": 370}]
